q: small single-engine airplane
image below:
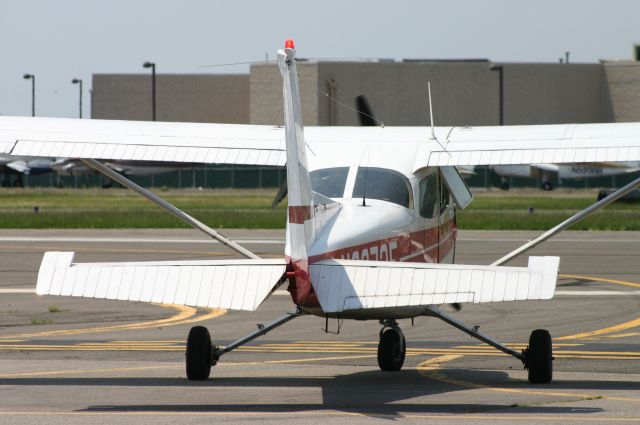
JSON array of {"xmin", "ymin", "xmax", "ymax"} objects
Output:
[
  {"xmin": 3, "ymin": 40, "xmax": 640, "ymax": 385},
  {"xmin": 491, "ymin": 162, "xmax": 640, "ymax": 191},
  {"xmin": 0, "ymin": 154, "xmax": 53, "ymax": 187}
]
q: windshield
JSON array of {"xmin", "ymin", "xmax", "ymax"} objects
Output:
[
  {"xmin": 352, "ymin": 167, "xmax": 412, "ymax": 208},
  {"xmin": 310, "ymin": 167, "xmax": 349, "ymax": 198}
]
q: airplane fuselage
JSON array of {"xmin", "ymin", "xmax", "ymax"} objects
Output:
[{"xmin": 288, "ymin": 163, "xmax": 456, "ymax": 319}]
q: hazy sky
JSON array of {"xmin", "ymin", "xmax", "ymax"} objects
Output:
[{"xmin": 2, "ymin": 0, "xmax": 639, "ymax": 118}]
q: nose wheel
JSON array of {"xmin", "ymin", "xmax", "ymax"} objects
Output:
[{"xmin": 377, "ymin": 321, "xmax": 406, "ymax": 371}]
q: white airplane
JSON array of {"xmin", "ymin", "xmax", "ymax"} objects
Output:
[
  {"xmin": 0, "ymin": 154, "xmax": 53, "ymax": 187},
  {"xmin": 491, "ymin": 162, "xmax": 640, "ymax": 190},
  {"xmin": 3, "ymin": 41, "xmax": 640, "ymax": 386},
  {"xmin": 51, "ymin": 158, "xmax": 183, "ymax": 178}
]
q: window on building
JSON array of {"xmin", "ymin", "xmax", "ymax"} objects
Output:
[
  {"xmin": 352, "ymin": 167, "xmax": 412, "ymax": 208},
  {"xmin": 310, "ymin": 167, "xmax": 349, "ymax": 198}
]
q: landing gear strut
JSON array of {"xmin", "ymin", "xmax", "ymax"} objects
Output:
[
  {"xmin": 426, "ymin": 306, "xmax": 553, "ymax": 384},
  {"xmin": 184, "ymin": 307, "xmax": 304, "ymax": 380},
  {"xmin": 377, "ymin": 320, "xmax": 406, "ymax": 371}
]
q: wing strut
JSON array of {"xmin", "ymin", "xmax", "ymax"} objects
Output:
[
  {"xmin": 80, "ymin": 158, "xmax": 259, "ymax": 260},
  {"xmin": 491, "ymin": 175, "xmax": 640, "ymax": 266}
]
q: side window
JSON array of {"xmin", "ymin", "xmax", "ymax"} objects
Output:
[
  {"xmin": 439, "ymin": 173, "xmax": 450, "ymax": 214},
  {"xmin": 418, "ymin": 173, "xmax": 438, "ymax": 218},
  {"xmin": 310, "ymin": 167, "xmax": 349, "ymax": 198}
]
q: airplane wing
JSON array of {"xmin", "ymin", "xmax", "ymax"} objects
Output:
[
  {"xmin": 420, "ymin": 122, "xmax": 640, "ymax": 169},
  {"xmin": 309, "ymin": 256, "xmax": 559, "ymax": 313},
  {"xmin": 36, "ymin": 252, "xmax": 286, "ymax": 311},
  {"xmin": 0, "ymin": 116, "xmax": 285, "ymax": 167},
  {"xmin": 4, "ymin": 117, "xmax": 640, "ymax": 169}
]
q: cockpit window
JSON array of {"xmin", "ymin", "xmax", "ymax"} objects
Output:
[
  {"xmin": 310, "ymin": 167, "xmax": 349, "ymax": 198},
  {"xmin": 352, "ymin": 167, "xmax": 412, "ymax": 208}
]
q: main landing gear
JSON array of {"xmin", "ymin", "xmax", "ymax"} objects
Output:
[
  {"xmin": 425, "ymin": 306, "xmax": 553, "ymax": 384},
  {"xmin": 375, "ymin": 311, "xmax": 552, "ymax": 383},
  {"xmin": 185, "ymin": 307, "xmax": 304, "ymax": 380}
]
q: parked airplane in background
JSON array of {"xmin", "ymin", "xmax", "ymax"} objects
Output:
[
  {"xmin": 0, "ymin": 154, "xmax": 53, "ymax": 187},
  {"xmin": 51, "ymin": 158, "xmax": 184, "ymax": 187},
  {"xmin": 2, "ymin": 41, "xmax": 640, "ymax": 387},
  {"xmin": 492, "ymin": 161, "xmax": 640, "ymax": 190}
]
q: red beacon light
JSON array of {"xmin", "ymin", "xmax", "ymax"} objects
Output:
[{"xmin": 284, "ymin": 39, "xmax": 295, "ymax": 49}]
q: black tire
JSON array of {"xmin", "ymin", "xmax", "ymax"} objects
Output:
[
  {"xmin": 501, "ymin": 181, "xmax": 510, "ymax": 191},
  {"xmin": 377, "ymin": 328, "xmax": 406, "ymax": 371},
  {"xmin": 527, "ymin": 329, "xmax": 552, "ymax": 384},
  {"xmin": 186, "ymin": 326, "xmax": 212, "ymax": 380},
  {"xmin": 542, "ymin": 181, "xmax": 553, "ymax": 191}
]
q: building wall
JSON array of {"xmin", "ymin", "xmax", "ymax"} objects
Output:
[
  {"xmin": 317, "ymin": 61, "xmax": 498, "ymax": 126},
  {"xmin": 502, "ymin": 63, "xmax": 610, "ymax": 125},
  {"xmin": 91, "ymin": 63, "xmax": 624, "ymax": 127},
  {"xmin": 248, "ymin": 61, "xmax": 612, "ymax": 127},
  {"xmin": 603, "ymin": 61, "xmax": 640, "ymax": 122},
  {"xmin": 249, "ymin": 62, "xmax": 319, "ymax": 125},
  {"xmin": 92, "ymin": 74, "xmax": 249, "ymax": 123}
]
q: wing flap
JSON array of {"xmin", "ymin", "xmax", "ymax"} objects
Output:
[
  {"xmin": 309, "ymin": 257, "xmax": 559, "ymax": 313},
  {"xmin": 36, "ymin": 252, "xmax": 287, "ymax": 311}
]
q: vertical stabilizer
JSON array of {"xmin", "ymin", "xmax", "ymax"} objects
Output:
[{"xmin": 278, "ymin": 40, "xmax": 316, "ymax": 305}]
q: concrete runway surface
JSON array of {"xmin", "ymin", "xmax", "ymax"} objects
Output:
[{"xmin": 0, "ymin": 229, "xmax": 639, "ymax": 424}]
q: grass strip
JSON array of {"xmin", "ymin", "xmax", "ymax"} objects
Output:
[{"xmin": 0, "ymin": 188, "xmax": 638, "ymax": 230}]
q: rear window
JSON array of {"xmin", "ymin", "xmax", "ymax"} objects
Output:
[
  {"xmin": 310, "ymin": 167, "xmax": 349, "ymax": 198},
  {"xmin": 352, "ymin": 167, "xmax": 412, "ymax": 208}
]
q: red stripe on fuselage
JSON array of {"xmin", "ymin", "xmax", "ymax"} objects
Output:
[
  {"xmin": 287, "ymin": 218, "xmax": 457, "ymax": 309},
  {"xmin": 308, "ymin": 219, "xmax": 455, "ymax": 264}
]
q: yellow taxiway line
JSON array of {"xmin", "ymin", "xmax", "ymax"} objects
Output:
[
  {"xmin": 7, "ymin": 305, "xmax": 226, "ymax": 339},
  {"xmin": 0, "ymin": 244, "xmax": 229, "ymax": 257},
  {"xmin": 414, "ymin": 274, "xmax": 640, "ymax": 406},
  {"xmin": 2, "ymin": 411, "xmax": 638, "ymax": 422},
  {"xmin": 560, "ymin": 273, "xmax": 640, "ymax": 289}
]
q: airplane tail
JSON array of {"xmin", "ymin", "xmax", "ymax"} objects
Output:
[{"xmin": 278, "ymin": 40, "xmax": 337, "ymax": 305}]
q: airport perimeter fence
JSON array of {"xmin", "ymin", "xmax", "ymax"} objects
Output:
[{"xmin": 17, "ymin": 165, "xmax": 640, "ymax": 190}]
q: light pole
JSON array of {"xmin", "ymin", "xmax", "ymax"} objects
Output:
[
  {"xmin": 71, "ymin": 78, "xmax": 83, "ymax": 118},
  {"xmin": 23, "ymin": 74, "xmax": 35, "ymax": 117},
  {"xmin": 143, "ymin": 61, "xmax": 156, "ymax": 121},
  {"xmin": 490, "ymin": 65, "xmax": 503, "ymax": 126}
]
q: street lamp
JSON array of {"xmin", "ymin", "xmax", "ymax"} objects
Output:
[
  {"xmin": 23, "ymin": 73, "xmax": 35, "ymax": 117},
  {"xmin": 142, "ymin": 61, "xmax": 156, "ymax": 121},
  {"xmin": 490, "ymin": 65, "xmax": 503, "ymax": 126},
  {"xmin": 71, "ymin": 78, "xmax": 83, "ymax": 118}
]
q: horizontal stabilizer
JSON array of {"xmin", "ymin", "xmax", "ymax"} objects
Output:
[
  {"xmin": 309, "ymin": 256, "xmax": 559, "ymax": 313},
  {"xmin": 36, "ymin": 252, "xmax": 286, "ymax": 311}
]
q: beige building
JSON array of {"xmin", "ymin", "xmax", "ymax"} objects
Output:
[
  {"xmin": 91, "ymin": 74, "xmax": 249, "ymax": 123},
  {"xmin": 91, "ymin": 59, "xmax": 640, "ymax": 127}
]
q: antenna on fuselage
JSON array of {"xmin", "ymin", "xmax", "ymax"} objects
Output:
[
  {"xmin": 427, "ymin": 81, "xmax": 451, "ymax": 157},
  {"xmin": 428, "ymin": 81, "xmax": 436, "ymax": 140}
]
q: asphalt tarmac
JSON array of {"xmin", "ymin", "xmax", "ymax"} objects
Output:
[{"xmin": 0, "ymin": 229, "xmax": 639, "ymax": 424}]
